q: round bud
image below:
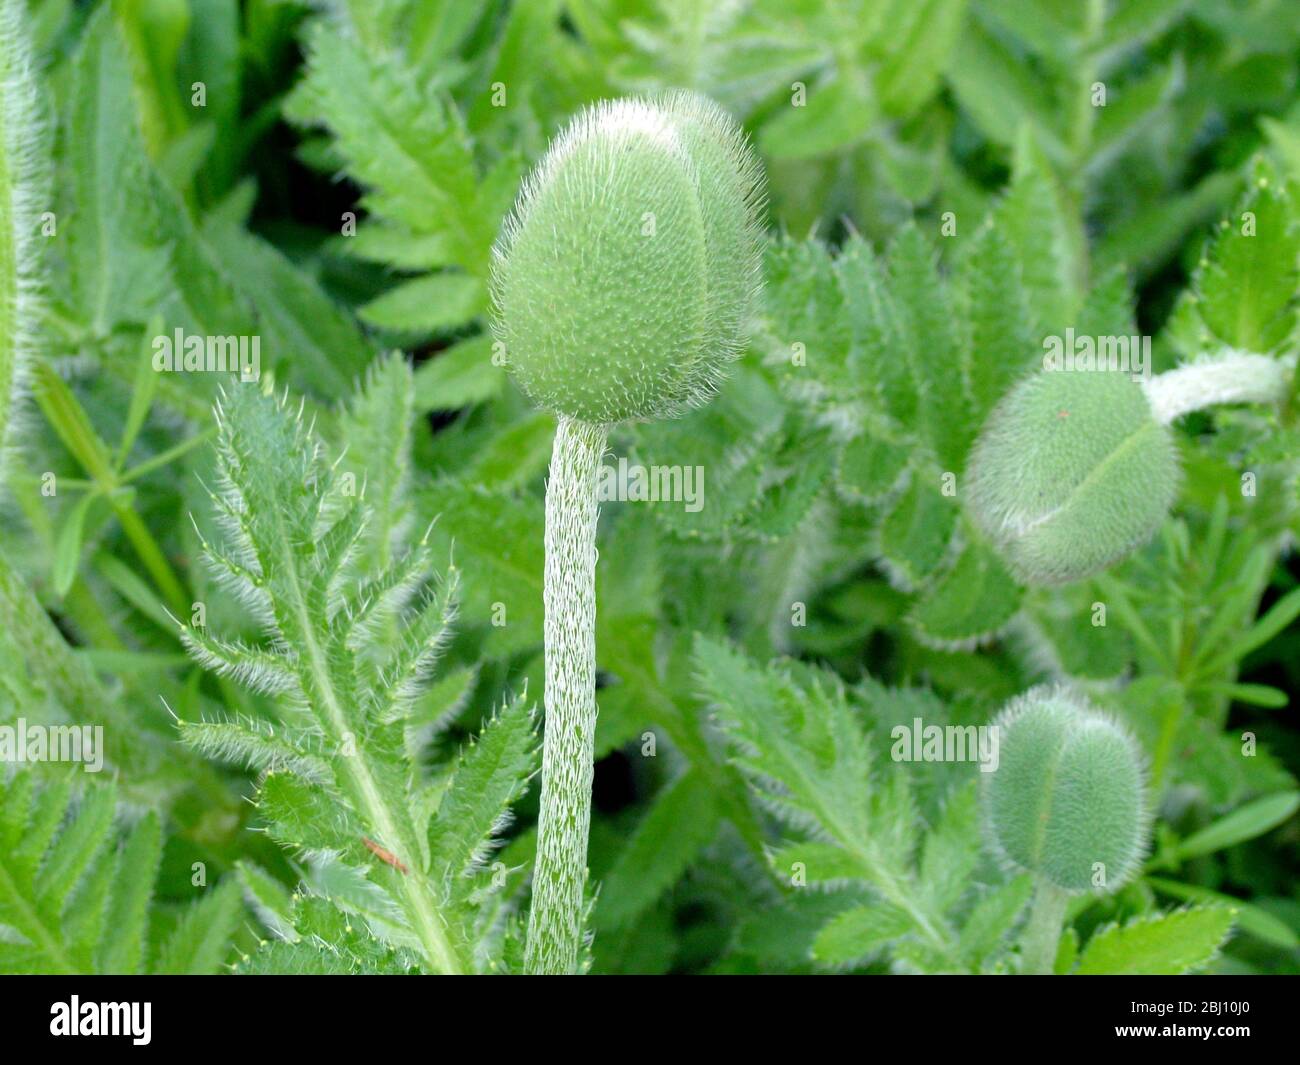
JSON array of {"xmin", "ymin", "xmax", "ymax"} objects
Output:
[
  {"xmin": 983, "ymin": 686, "xmax": 1148, "ymax": 894},
  {"xmin": 490, "ymin": 91, "xmax": 765, "ymax": 424},
  {"xmin": 965, "ymin": 369, "xmax": 1180, "ymax": 585}
]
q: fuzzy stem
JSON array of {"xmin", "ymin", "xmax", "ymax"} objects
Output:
[
  {"xmin": 1021, "ymin": 880, "xmax": 1070, "ymax": 975},
  {"xmin": 1143, "ymin": 351, "xmax": 1289, "ymax": 425},
  {"xmin": 0, "ymin": 0, "xmax": 42, "ymax": 484},
  {"xmin": 526, "ymin": 416, "xmax": 608, "ymax": 975}
]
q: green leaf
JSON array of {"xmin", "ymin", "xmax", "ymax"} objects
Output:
[
  {"xmin": 759, "ymin": 76, "xmax": 874, "ymax": 160},
  {"xmin": 235, "ymin": 861, "xmax": 298, "ymax": 943},
  {"xmin": 959, "ymin": 874, "xmax": 1033, "ymax": 965},
  {"xmin": 947, "ymin": 14, "xmax": 1065, "ymax": 159},
  {"xmin": 359, "ymin": 273, "xmax": 484, "ymax": 334},
  {"xmin": 768, "ymin": 841, "xmax": 864, "ymax": 886},
  {"xmin": 873, "ymin": 0, "xmax": 967, "ymax": 119},
  {"xmin": 1199, "ymin": 586, "xmax": 1300, "ymax": 678},
  {"xmin": 991, "ymin": 127, "xmax": 1084, "ymax": 334},
  {"xmin": 178, "ymin": 719, "xmax": 329, "ymax": 783},
  {"xmin": 0, "ymin": 0, "xmax": 45, "ymax": 480},
  {"xmin": 887, "ymin": 225, "xmax": 969, "ymax": 469},
  {"xmin": 65, "ymin": 7, "xmax": 170, "ymax": 333},
  {"xmin": 908, "ymin": 539, "xmax": 1022, "ymax": 648},
  {"xmin": 96, "ymin": 812, "xmax": 162, "ymax": 974},
  {"xmin": 877, "ymin": 473, "xmax": 958, "ymax": 586},
  {"xmin": 428, "ymin": 695, "xmax": 538, "ymax": 881},
  {"xmin": 153, "ymin": 878, "xmax": 243, "ymax": 975},
  {"xmin": 596, "ymin": 771, "xmax": 720, "ymax": 929},
  {"xmin": 811, "ymin": 904, "xmax": 913, "ymax": 965},
  {"xmin": 958, "ymin": 225, "xmax": 1035, "ymax": 431},
  {"xmin": 117, "ymin": 316, "xmax": 163, "ymax": 465},
  {"xmin": 200, "ymin": 217, "xmax": 375, "ymax": 396},
  {"xmin": 420, "ymin": 480, "xmax": 544, "ymax": 656},
  {"xmin": 1173, "ymin": 792, "xmax": 1300, "ymax": 861},
  {"xmin": 257, "ymin": 771, "xmax": 359, "ymax": 853},
  {"xmin": 0, "ymin": 778, "xmax": 210, "ymax": 975},
  {"xmin": 286, "ymin": 22, "xmax": 485, "ymax": 268},
  {"xmin": 836, "ymin": 428, "xmax": 910, "ymax": 504},
  {"xmin": 1075, "ymin": 906, "xmax": 1235, "ymax": 975},
  {"xmin": 917, "ymin": 783, "xmax": 980, "ymax": 913},
  {"xmin": 338, "ymin": 353, "xmax": 415, "ymax": 570},
  {"xmin": 52, "ymin": 492, "xmax": 101, "ymax": 597},
  {"xmin": 1146, "ymin": 877, "xmax": 1297, "ymax": 949},
  {"xmin": 413, "ymin": 334, "xmax": 505, "ymax": 412},
  {"xmin": 1194, "ymin": 170, "xmax": 1300, "ymax": 352}
]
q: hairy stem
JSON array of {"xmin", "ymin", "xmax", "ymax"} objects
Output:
[
  {"xmin": 1021, "ymin": 880, "xmax": 1070, "ymax": 975},
  {"xmin": 526, "ymin": 416, "xmax": 608, "ymax": 975},
  {"xmin": 0, "ymin": 0, "xmax": 41, "ymax": 482},
  {"xmin": 1144, "ymin": 351, "xmax": 1289, "ymax": 425}
]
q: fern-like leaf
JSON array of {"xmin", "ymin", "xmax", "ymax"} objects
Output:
[
  {"xmin": 179, "ymin": 382, "xmax": 537, "ymax": 974},
  {"xmin": 0, "ymin": 775, "xmax": 239, "ymax": 974}
]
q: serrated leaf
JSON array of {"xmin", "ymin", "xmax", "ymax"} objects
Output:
[
  {"xmin": 286, "ymin": 23, "xmax": 487, "ymax": 270},
  {"xmin": 959, "ymin": 874, "xmax": 1033, "ymax": 965},
  {"xmin": 1145, "ymin": 877, "xmax": 1297, "ymax": 950},
  {"xmin": 878, "ymin": 473, "xmax": 958, "ymax": 585},
  {"xmin": 1195, "ymin": 172, "xmax": 1300, "ymax": 352},
  {"xmin": 918, "ymin": 783, "xmax": 979, "ymax": 913},
  {"xmin": 420, "ymin": 480, "xmax": 544, "ymax": 655},
  {"xmin": 837, "ymin": 429, "xmax": 910, "ymax": 503},
  {"xmin": 95, "ymin": 811, "xmax": 162, "ymax": 975},
  {"xmin": 811, "ymin": 903, "xmax": 913, "ymax": 965},
  {"xmin": 235, "ymin": 861, "xmax": 298, "ymax": 943},
  {"xmin": 1075, "ymin": 906, "xmax": 1235, "ymax": 975},
  {"xmin": 908, "ymin": 538, "xmax": 1022, "ymax": 648},
  {"xmin": 958, "ymin": 225, "xmax": 1035, "ymax": 431},
  {"xmin": 991, "ymin": 127, "xmax": 1084, "ymax": 334},
  {"xmin": 429, "ymin": 696, "xmax": 537, "ymax": 881},
  {"xmin": 200, "ymin": 218, "xmax": 374, "ymax": 397},
  {"xmin": 257, "ymin": 771, "xmax": 358, "ymax": 853},
  {"xmin": 153, "ymin": 878, "xmax": 243, "ymax": 975},
  {"xmin": 339, "ymin": 353, "xmax": 415, "ymax": 570},
  {"xmin": 888, "ymin": 225, "xmax": 970, "ymax": 468}
]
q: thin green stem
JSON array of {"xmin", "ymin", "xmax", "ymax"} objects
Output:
[
  {"xmin": 32, "ymin": 362, "xmax": 191, "ymax": 613},
  {"xmin": 526, "ymin": 416, "xmax": 609, "ymax": 975},
  {"xmin": 121, "ymin": 428, "xmax": 216, "ymax": 483},
  {"xmin": 1021, "ymin": 880, "xmax": 1070, "ymax": 975}
]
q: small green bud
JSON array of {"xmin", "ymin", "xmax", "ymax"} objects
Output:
[
  {"xmin": 490, "ymin": 92, "xmax": 765, "ymax": 424},
  {"xmin": 965, "ymin": 369, "xmax": 1180, "ymax": 585},
  {"xmin": 983, "ymin": 686, "xmax": 1148, "ymax": 894}
]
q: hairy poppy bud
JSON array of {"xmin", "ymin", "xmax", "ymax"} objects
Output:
[
  {"xmin": 490, "ymin": 91, "xmax": 765, "ymax": 424},
  {"xmin": 966, "ymin": 369, "xmax": 1179, "ymax": 586},
  {"xmin": 983, "ymin": 686, "xmax": 1148, "ymax": 894}
]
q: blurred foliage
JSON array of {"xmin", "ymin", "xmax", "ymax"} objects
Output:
[{"xmin": 1, "ymin": 0, "xmax": 1298, "ymax": 973}]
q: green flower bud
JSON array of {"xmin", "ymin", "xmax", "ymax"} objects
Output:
[
  {"xmin": 490, "ymin": 91, "xmax": 765, "ymax": 424},
  {"xmin": 983, "ymin": 686, "xmax": 1148, "ymax": 894},
  {"xmin": 965, "ymin": 369, "xmax": 1180, "ymax": 586}
]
